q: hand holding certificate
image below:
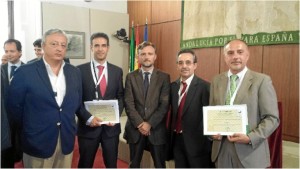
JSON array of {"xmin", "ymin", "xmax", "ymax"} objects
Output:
[
  {"xmin": 203, "ymin": 104, "xmax": 248, "ymax": 135},
  {"xmin": 84, "ymin": 100, "xmax": 120, "ymax": 125}
]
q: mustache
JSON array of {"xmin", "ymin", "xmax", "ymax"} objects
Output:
[{"xmin": 180, "ymin": 68, "xmax": 189, "ymax": 71}]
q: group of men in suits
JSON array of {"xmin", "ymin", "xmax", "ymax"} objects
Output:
[
  {"xmin": 123, "ymin": 39, "xmax": 279, "ymax": 168},
  {"xmin": 2, "ymin": 29, "xmax": 279, "ymax": 168}
]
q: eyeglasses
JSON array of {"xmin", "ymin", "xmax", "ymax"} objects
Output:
[
  {"xmin": 48, "ymin": 42, "xmax": 67, "ymax": 49},
  {"xmin": 177, "ymin": 60, "xmax": 194, "ymax": 66}
]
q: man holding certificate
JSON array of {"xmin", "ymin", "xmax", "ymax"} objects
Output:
[
  {"xmin": 209, "ymin": 39, "xmax": 280, "ymax": 168},
  {"xmin": 76, "ymin": 32, "xmax": 124, "ymax": 168}
]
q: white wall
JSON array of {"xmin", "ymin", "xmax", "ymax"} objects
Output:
[
  {"xmin": 43, "ymin": 0, "xmax": 127, "ymax": 14},
  {"xmin": 4, "ymin": 0, "xmax": 127, "ymax": 63},
  {"xmin": 42, "ymin": 2, "xmax": 129, "ymax": 80}
]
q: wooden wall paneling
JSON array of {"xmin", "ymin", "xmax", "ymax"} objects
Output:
[
  {"xmin": 151, "ymin": 21, "xmax": 181, "ymax": 82},
  {"xmin": 193, "ymin": 47, "xmax": 221, "ymax": 82},
  {"xmin": 128, "ymin": 1, "xmax": 152, "ymax": 26},
  {"xmin": 263, "ymin": 44, "xmax": 299, "ymax": 142},
  {"xmin": 151, "ymin": 1, "xmax": 181, "ymax": 24},
  {"xmin": 286, "ymin": 45, "xmax": 299, "ymax": 142}
]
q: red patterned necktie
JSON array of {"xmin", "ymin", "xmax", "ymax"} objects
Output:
[
  {"xmin": 97, "ymin": 65, "xmax": 107, "ymax": 97},
  {"xmin": 175, "ymin": 81, "xmax": 187, "ymax": 133}
]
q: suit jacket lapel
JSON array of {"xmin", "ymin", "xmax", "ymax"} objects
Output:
[
  {"xmin": 134, "ymin": 70, "xmax": 145, "ymax": 100},
  {"xmin": 102, "ymin": 62, "xmax": 114, "ymax": 98},
  {"xmin": 217, "ymin": 73, "xmax": 228, "ymax": 105},
  {"xmin": 181, "ymin": 76, "xmax": 197, "ymax": 115},
  {"xmin": 36, "ymin": 60, "xmax": 58, "ymax": 103},
  {"xmin": 145, "ymin": 69, "xmax": 158, "ymax": 101},
  {"xmin": 234, "ymin": 70, "xmax": 253, "ymax": 104}
]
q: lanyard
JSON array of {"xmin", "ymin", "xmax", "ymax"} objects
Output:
[
  {"xmin": 178, "ymin": 85, "xmax": 188, "ymax": 105},
  {"xmin": 90, "ymin": 61, "xmax": 105, "ymax": 99}
]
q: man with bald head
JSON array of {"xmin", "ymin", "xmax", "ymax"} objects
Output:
[{"xmin": 210, "ymin": 39, "xmax": 280, "ymax": 168}]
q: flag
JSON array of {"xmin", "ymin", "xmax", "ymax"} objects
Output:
[
  {"xmin": 129, "ymin": 23, "xmax": 135, "ymax": 72},
  {"xmin": 144, "ymin": 18, "xmax": 148, "ymax": 41},
  {"xmin": 134, "ymin": 24, "xmax": 140, "ymax": 70}
]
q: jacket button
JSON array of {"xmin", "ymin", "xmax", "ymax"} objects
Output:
[{"xmin": 57, "ymin": 122, "xmax": 61, "ymax": 126}]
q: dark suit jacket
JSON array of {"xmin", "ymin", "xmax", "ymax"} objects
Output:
[
  {"xmin": 1, "ymin": 62, "xmax": 24, "ymax": 101},
  {"xmin": 123, "ymin": 68, "xmax": 170, "ymax": 145},
  {"xmin": 210, "ymin": 70, "xmax": 280, "ymax": 168},
  {"xmin": 7, "ymin": 59, "xmax": 91, "ymax": 158},
  {"xmin": 1, "ymin": 66, "xmax": 11, "ymax": 150},
  {"xmin": 77, "ymin": 62, "xmax": 124, "ymax": 138},
  {"xmin": 170, "ymin": 75, "xmax": 211, "ymax": 157}
]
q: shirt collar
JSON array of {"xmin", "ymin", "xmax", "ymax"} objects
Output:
[
  {"xmin": 93, "ymin": 59, "xmax": 107, "ymax": 68},
  {"xmin": 8, "ymin": 60, "xmax": 21, "ymax": 67},
  {"xmin": 43, "ymin": 57, "xmax": 65, "ymax": 72},
  {"xmin": 180, "ymin": 74, "xmax": 194, "ymax": 86},
  {"xmin": 228, "ymin": 67, "xmax": 248, "ymax": 79},
  {"xmin": 141, "ymin": 68, "xmax": 154, "ymax": 75}
]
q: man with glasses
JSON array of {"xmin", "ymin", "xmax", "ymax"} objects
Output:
[
  {"xmin": 169, "ymin": 49, "xmax": 213, "ymax": 168},
  {"xmin": 7, "ymin": 29, "xmax": 98, "ymax": 168}
]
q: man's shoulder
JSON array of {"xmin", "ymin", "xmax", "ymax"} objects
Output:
[
  {"xmin": 107, "ymin": 62, "xmax": 123, "ymax": 72},
  {"xmin": 77, "ymin": 62, "xmax": 90, "ymax": 69},
  {"xmin": 245, "ymin": 70, "xmax": 272, "ymax": 83},
  {"xmin": 193, "ymin": 75, "xmax": 210, "ymax": 86},
  {"xmin": 154, "ymin": 69, "xmax": 170, "ymax": 77},
  {"xmin": 212, "ymin": 72, "xmax": 227, "ymax": 81}
]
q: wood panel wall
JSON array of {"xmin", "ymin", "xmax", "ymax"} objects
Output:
[{"xmin": 128, "ymin": 1, "xmax": 299, "ymax": 142}]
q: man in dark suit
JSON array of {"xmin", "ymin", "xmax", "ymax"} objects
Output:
[
  {"xmin": 1, "ymin": 65, "xmax": 12, "ymax": 168},
  {"xmin": 169, "ymin": 49, "xmax": 212, "ymax": 168},
  {"xmin": 210, "ymin": 39, "xmax": 279, "ymax": 168},
  {"xmin": 77, "ymin": 32, "xmax": 124, "ymax": 168},
  {"xmin": 1, "ymin": 38, "xmax": 24, "ymax": 167},
  {"xmin": 7, "ymin": 29, "xmax": 98, "ymax": 168},
  {"xmin": 123, "ymin": 41, "xmax": 170, "ymax": 168}
]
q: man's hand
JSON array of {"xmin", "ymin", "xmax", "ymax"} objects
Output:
[
  {"xmin": 89, "ymin": 116, "xmax": 102, "ymax": 127},
  {"xmin": 227, "ymin": 133, "xmax": 251, "ymax": 144},
  {"xmin": 137, "ymin": 122, "xmax": 151, "ymax": 136}
]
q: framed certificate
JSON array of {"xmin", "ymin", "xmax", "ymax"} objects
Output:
[
  {"xmin": 203, "ymin": 104, "xmax": 248, "ymax": 135},
  {"xmin": 84, "ymin": 100, "xmax": 120, "ymax": 124}
]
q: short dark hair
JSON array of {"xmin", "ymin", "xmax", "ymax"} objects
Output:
[
  {"xmin": 137, "ymin": 41, "xmax": 156, "ymax": 54},
  {"xmin": 33, "ymin": 38, "xmax": 42, "ymax": 47},
  {"xmin": 4, "ymin": 39, "xmax": 22, "ymax": 51},
  {"xmin": 90, "ymin": 32, "xmax": 109, "ymax": 46},
  {"xmin": 177, "ymin": 49, "xmax": 197, "ymax": 63}
]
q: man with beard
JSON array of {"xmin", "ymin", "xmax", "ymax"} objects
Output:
[
  {"xmin": 123, "ymin": 41, "xmax": 170, "ymax": 168},
  {"xmin": 76, "ymin": 32, "xmax": 124, "ymax": 168}
]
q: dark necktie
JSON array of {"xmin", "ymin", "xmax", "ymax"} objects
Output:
[
  {"xmin": 225, "ymin": 74, "xmax": 238, "ymax": 105},
  {"xmin": 10, "ymin": 65, "xmax": 17, "ymax": 79},
  {"xmin": 97, "ymin": 65, "xmax": 107, "ymax": 97},
  {"xmin": 143, "ymin": 72, "xmax": 150, "ymax": 98},
  {"xmin": 175, "ymin": 81, "xmax": 187, "ymax": 133}
]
